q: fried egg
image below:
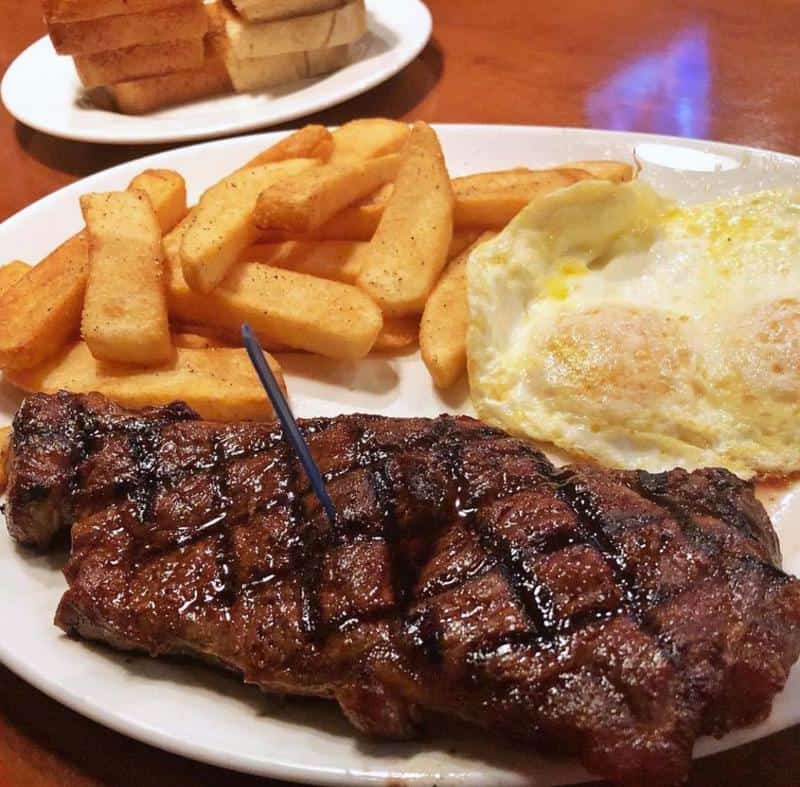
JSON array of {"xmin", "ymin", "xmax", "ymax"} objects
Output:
[{"xmin": 466, "ymin": 179, "xmax": 800, "ymax": 477}]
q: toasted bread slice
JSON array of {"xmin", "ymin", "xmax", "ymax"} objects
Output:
[
  {"xmin": 48, "ymin": 2, "xmax": 207, "ymax": 55},
  {"xmin": 221, "ymin": 42, "xmax": 350, "ymax": 92},
  {"xmin": 43, "ymin": 0, "xmax": 187, "ymax": 23},
  {"xmin": 221, "ymin": 0, "xmax": 365, "ymax": 60},
  {"xmin": 109, "ymin": 41, "xmax": 231, "ymax": 113},
  {"xmin": 74, "ymin": 37, "xmax": 205, "ymax": 88},
  {"xmin": 230, "ymin": 0, "xmax": 344, "ymax": 23}
]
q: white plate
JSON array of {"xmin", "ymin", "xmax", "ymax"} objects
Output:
[
  {"xmin": 0, "ymin": 0, "xmax": 431, "ymax": 145},
  {"xmin": 1, "ymin": 125, "xmax": 800, "ymax": 786}
]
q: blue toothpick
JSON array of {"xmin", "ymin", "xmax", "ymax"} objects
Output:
[{"xmin": 241, "ymin": 324, "xmax": 337, "ymax": 525}]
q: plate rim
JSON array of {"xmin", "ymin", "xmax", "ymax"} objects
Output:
[
  {"xmin": 0, "ymin": 0, "xmax": 432, "ymax": 146},
  {"xmin": 1, "ymin": 123, "xmax": 799, "ymax": 786},
  {"xmin": 2, "ymin": 122, "xmax": 798, "ymax": 233}
]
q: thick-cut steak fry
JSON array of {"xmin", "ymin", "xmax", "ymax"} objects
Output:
[{"xmin": 6, "ymin": 392, "xmax": 800, "ymax": 786}]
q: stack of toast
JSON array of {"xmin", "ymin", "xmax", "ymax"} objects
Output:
[{"xmin": 41, "ymin": 0, "xmax": 367, "ymax": 113}]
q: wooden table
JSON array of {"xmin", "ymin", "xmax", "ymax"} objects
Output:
[{"xmin": 1, "ymin": 0, "xmax": 799, "ymax": 784}]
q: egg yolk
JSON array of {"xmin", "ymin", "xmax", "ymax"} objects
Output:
[{"xmin": 543, "ymin": 258, "xmax": 587, "ymax": 300}]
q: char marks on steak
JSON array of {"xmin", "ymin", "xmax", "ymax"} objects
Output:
[{"xmin": 6, "ymin": 391, "xmax": 800, "ymax": 786}]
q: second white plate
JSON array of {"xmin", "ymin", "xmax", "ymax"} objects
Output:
[{"xmin": 0, "ymin": 0, "xmax": 431, "ymax": 145}]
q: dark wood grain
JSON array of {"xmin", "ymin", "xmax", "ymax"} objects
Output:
[{"xmin": 1, "ymin": 0, "xmax": 800, "ymax": 784}]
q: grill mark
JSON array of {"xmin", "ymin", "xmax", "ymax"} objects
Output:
[
  {"xmin": 153, "ymin": 426, "xmax": 277, "ymax": 488},
  {"xmin": 85, "ymin": 409, "xmax": 196, "ymax": 514},
  {"xmin": 361, "ymin": 430, "xmax": 394, "ymax": 523},
  {"xmin": 478, "ymin": 519, "xmax": 558, "ymax": 637},
  {"xmin": 401, "ymin": 437, "xmax": 462, "ymax": 629},
  {"xmin": 464, "ymin": 626, "xmax": 588, "ymax": 667},
  {"xmin": 210, "ymin": 432, "xmax": 235, "ymax": 609},
  {"xmin": 70, "ymin": 398, "xmax": 96, "ymax": 486},
  {"xmin": 123, "ymin": 418, "xmax": 166, "ymax": 592},
  {"xmin": 127, "ymin": 420, "xmax": 161, "ymax": 526},
  {"xmin": 432, "ymin": 484, "xmax": 594, "ymax": 636},
  {"xmin": 292, "ymin": 418, "xmax": 375, "ymax": 643},
  {"xmin": 282, "ymin": 438, "xmax": 321, "ymax": 640},
  {"xmin": 440, "ymin": 428, "xmax": 558, "ymax": 640},
  {"xmin": 554, "ymin": 470, "xmax": 645, "ymax": 620},
  {"xmin": 379, "ymin": 425, "xmax": 459, "ymax": 613},
  {"xmin": 632, "ymin": 472, "xmax": 788, "ymax": 585},
  {"xmin": 394, "ymin": 425, "xmax": 569, "ymax": 665},
  {"xmin": 405, "ymin": 607, "xmax": 444, "ymax": 665},
  {"xmin": 306, "ymin": 422, "xmax": 408, "ymax": 643},
  {"xmin": 551, "ymin": 469, "xmax": 736, "ymax": 715},
  {"xmin": 375, "ymin": 462, "xmax": 412, "ymax": 605},
  {"xmin": 57, "ymin": 395, "xmax": 92, "ymax": 525},
  {"xmin": 538, "ymin": 525, "xmax": 583, "ymax": 555},
  {"xmin": 649, "ymin": 469, "xmax": 776, "ymax": 554}
]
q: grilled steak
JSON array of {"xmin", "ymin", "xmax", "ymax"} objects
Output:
[{"xmin": 6, "ymin": 391, "xmax": 800, "ymax": 786}]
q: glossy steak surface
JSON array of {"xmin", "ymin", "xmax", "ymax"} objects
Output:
[{"xmin": 6, "ymin": 392, "xmax": 800, "ymax": 786}]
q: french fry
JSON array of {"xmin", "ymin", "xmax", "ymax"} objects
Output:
[
  {"xmin": 180, "ymin": 158, "xmax": 318, "ymax": 293},
  {"xmin": 244, "ymin": 124, "xmax": 333, "ymax": 168},
  {"xmin": 357, "ymin": 122, "xmax": 454, "ymax": 316},
  {"xmin": 298, "ymin": 163, "xmax": 632, "ymax": 238},
  {"xmin": 331, "ymin": 118, "xmax": 410, "ymax": 161},
  {"xmin": 243, "ymin": 240, "xmax": 370, "ymax": 285},
  {"xmin": 451, "ymin": 167, "xmax": 591, "ymax": 227},
  {"xmin": 254, "ymin": 154, "xmax": 401, "ymax": 235},
  {"xmin": 302, "ymin": 200, "xmax": 383, "ymax": 240},
  {"xmin": 0, "ymin": 426, "xmax": 10, "ymax": 495},
  {"xmin": 0, "ymin": 233, "xmax": 88, "ymax": 370},
  {"xmin": 305, "ymin": 180, "xmax": 394, "ymax": 239},
  {"xmin": 244, "ymin": 233, "xmax": 475, "ymax": 286},
  {"xmin": 172, "ymin": 332, "xmax": 233, "ymax": 349},
  {"xmin": 80, "ymin": 190, "xmax": 172, "ymax": 365},
  {"xmin": 566, "ymin": 160, "xmax": 634, "ymax": 183},
  {"xmin": 420, "ymin": 232, "xmax": 495, "ymax": 388},
  {"xmin": 165, "ymin": 224, "xmax": 382, "ymax": 359},
  {"xmin": 0, "ymin": 261, "xmax": 32, "ymax": 296},
  {"xmin": 6, "ymin": 341, "xmax": 284, "ymax": 422},
  {"xmin": 372, "ymin": 316, "xmax": 419, "ymax": 351},
  {"xmin": 127, "ymin": 169, "xmax": 187, "ymax": 232},
  {"xmin": 0, "ymin": 169, "xmax": 189, "ymax": 371}
]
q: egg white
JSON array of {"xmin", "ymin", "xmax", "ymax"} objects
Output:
[{"xmin": 466, "ymin": 180, "xmax": 800, "ymax": 477}]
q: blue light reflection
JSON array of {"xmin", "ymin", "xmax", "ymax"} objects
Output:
[{"xmin": 586, "ymin": 27, "xmax": 710, "ymax": 138}]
